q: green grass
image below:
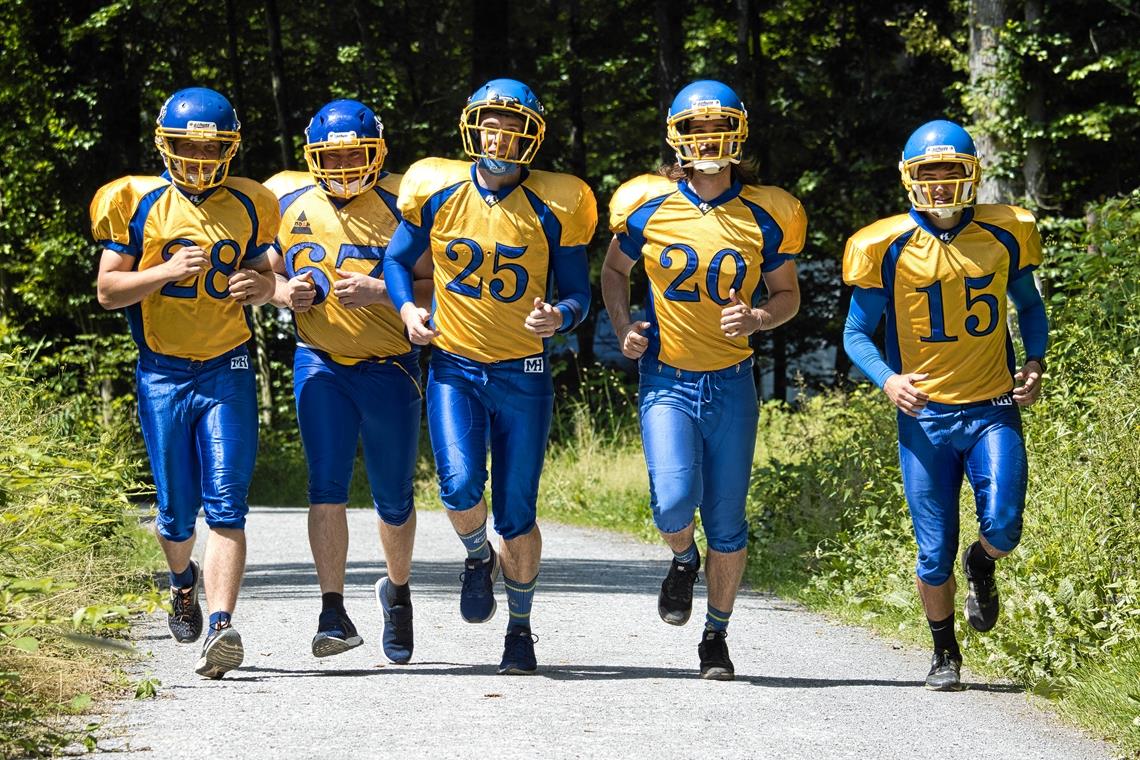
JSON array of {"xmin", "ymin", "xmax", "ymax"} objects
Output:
[{"xmin": 0, "ymin": 354, "xmax": 164, "ymax": 758}]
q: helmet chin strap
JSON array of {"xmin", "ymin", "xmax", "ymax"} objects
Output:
[{"xmin": 478, "ymin": 157, "xmax": 519, "ymax": 176}]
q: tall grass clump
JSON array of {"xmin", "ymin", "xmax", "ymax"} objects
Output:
[
  {"xmin": 0, "ymin": 353, "xmax": 161, "ymax": 758},
  {"xmin": 746, "ymin": 190, "xmax": 1140, "ymax": 754}
]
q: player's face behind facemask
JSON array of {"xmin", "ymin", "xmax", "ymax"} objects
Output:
[
  {"xmin": 307, "ymin": 142, "xmax": 384, "ymax": 199},
  {"xmin": 904, "ymin": 157, "xmax": 978, "ymax": 219},
  {"xmin": 164, "ymin": 137, "xmax": 235, "ymax": 192},
  {"xmin": 460, "ymin": 105, "xmax": 544, "ymax": 167}
]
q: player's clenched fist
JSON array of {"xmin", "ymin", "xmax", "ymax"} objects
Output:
[
  {"xmin": 720, "ymin": 288, "xmax": 764, "ymax": 337},
  {"xmin": 618, "ymin": 320, "xmax": 652, "ymax": 360},
  {"xmin": 525, "ymin": 296, "xmax": 561, "ymax": 338},
  {"xmin": 228, "ymin": 269, "xmax": 273, "ymax": 305},
  {"xmin": 884, "ymin": 372, "xmax": 930, "ymax": 417},
  {"xmin": 284, "ymin": 271, "xmax": 317, "ymax": 313},
  {"xmin": 399, "ymin": 301, "xmax": 440, "ymax": 345},
  {"xmin": 162, "ymin": 245, "xmax": 209, "ymax": 281}
]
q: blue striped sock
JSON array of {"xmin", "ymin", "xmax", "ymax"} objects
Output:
[
  {"xmin": 209, "ymin": 611, "xmax": 231, "ymax": 630},
  {"xmin": 673, "ymin": 542, "xmax": 699, "ymax": 567},
  {"xmin": 504, "ymin": 573, "xmax": 537, "ymax": 631},
  {"xmin": 705, "ymin": 604, "xmax": 732, "ymax": 632},
  {"xmin": 458, "ymin": 523, "xmax": 491, "ymax": 561}
]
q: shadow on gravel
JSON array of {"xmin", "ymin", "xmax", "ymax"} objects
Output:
[{"xmin": 239, "ymin": 557, "xmax": 675, "ymax": 597}]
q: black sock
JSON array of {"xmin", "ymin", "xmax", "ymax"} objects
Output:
[
  {"xmin": 965, "ymin": 541, "xmax": 997, "ymax": 577},
  {"xmin": 386, "ymin": 581, "xmax": 411, "ymax": 605},
  {"xmin": 321, "ymin": 592, "xmax": 345, "ymax": 613},
  {"xmin": 928, "ymin": 613, "xmax": 960, "ymax": 657}
]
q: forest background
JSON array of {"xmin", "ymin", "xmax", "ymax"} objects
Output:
[{"xmin": 1, "ymin": 0, "xmax": 1138, "ymax": 756}]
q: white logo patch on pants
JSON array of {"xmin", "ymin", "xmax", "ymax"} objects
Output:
[
  {"xmin": 231, "ymin": 356, "xmax": 249, "ymax": 370},
  {"xmin": 524, "ymin": 357, "xmax": 544, "ymax": 374}
]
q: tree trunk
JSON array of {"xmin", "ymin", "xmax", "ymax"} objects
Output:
[
  {"xmin": 264, "ymin": 0, "xmax": 295, "ymax": 170},
  {"xmin": 969, "ymin": 0, "xmax": 1020, "ymax": 203},
  {"xmin": 471, "ymin": 0, "xmax": 511, "ymax": 90},
  {"xmin": 226, "ymin": 0, "xmax": 247, "ymax": 178},
  {"xmin": 565, "ymin": 0, "xmax": 596, "ymax": 368},
  {"xmin": 655, "ymin": 0, "xmax": 685, "ymax": 164},
  {"xmin": 1022, "ymin": 0, "xmax": 1046, "ymax": 210}
]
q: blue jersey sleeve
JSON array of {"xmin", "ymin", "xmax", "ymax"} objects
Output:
[
  {"xmin": 1007, "ymin": 274, "xmax": 1048, "ymax": 362},
  {"xmin": 550, "ymin": 244, "xmax": 591, "ymax": 333},
  {"xmin": 843, "ymin": 286, "xmax": 895, "ymax": 389},
  {"xmin": 382, "ymin": 220, "xmax": 430, "ymax": 311}
]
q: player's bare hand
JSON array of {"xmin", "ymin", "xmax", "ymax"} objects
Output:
[
  {"xmin": 720, "ymin": 288, "xmax": 764, "ymax": 337},
  {"xmin": 228, "ymin": 269, "xmax": 273, "ymax": 304},
  {"xmin": 162, "ymin": 245, "xmax": 209, "ymax": 281},
  {"xmin": 400, "ymin": 302, "xmax": 439, "ymax": 345},
  {"xmin": 333, "ymin": 268, "xmax": 385, "ymax": 309},
  {"xmin": 1013, "ymin": 361, "xmax": 1044, "ymax": 407},
  {"xmin": 884, "ymin": 373, "xmax": 930, "ymax": 416},
  {"xmin": 618, "ymin": 320, "xmax": 652, "ymax": 360},
  {"xmin": 286, "ymin": 271, "xmax": 317, "ymax": 313},
  {"xmin": 525, "ymin": 296, "xmax": 561, "ymax": 338}
]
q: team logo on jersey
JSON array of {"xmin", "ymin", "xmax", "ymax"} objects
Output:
[
  {"xmin": 291, "ymin": 211, "xmax": 312, "ymax": 235},
  {"xmin": 231, "ymin": 356, "xmax": 249, "ymax": 370},
  {"xmin": 524, "ymin": 357, "xmax": 544, "ymax": 374}
]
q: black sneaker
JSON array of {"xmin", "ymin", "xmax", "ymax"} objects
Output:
[
  {"xmin": 375, "ymin": 578, "xmax": 413, "ymax": 664},
  {"xmin": 498, "ymin": 625, "xmax": 538, "ymax": 675},
  {"xmin": 697, "ymin": 627, "xmax": 735, "ymax": 681},
  {"xmin": 311, "ymin": 607, "xmax": 364, "ymax": 658},
  {"xmin": 961, "ymin": 546, "xmax": 1000, "ymax": 632},
  {"xmin": 167, "ymin": 560, "xmax": 203, "ymax": 644},
  {"xmin": 658, "ymin": 553, "xmax": 700, "ymax": 626},
  {"xmin": 925, "ymin": 649, "xmax": 964, "ymax": 691},
  {"xmin": 195, "ymin": 625, "xmax": 244, "ymax": 679},
  {"xmin": 459, "ymin": 547, "xmax": 499, "ymax": 624}
]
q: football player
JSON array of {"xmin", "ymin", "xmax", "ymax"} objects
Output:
[
  {"xmin": 382, "ymin": 78, "xmax": 596, "ymax": 675},
  {"xmin": 601, "ymin": 80, "xmax": 804, "ymax": 680},
  {"xmin": 842, "ymin": 120, "xmax": 1048, "ymax": 691},
  {"xmin": 92, "ymin": 87, "xmax": 279, "ymax": 679},
  {"xmin": 264, "ymin": 100, "xmax": 432, "ymax": 664}
]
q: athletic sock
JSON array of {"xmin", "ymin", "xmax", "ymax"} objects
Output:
[
  {"xmin": 673, "ymin": 542, "xmax": 699, "ymax": 568},
  {"xmin": 965, "ymin": 540, "xmax": 997, "ymax": 577},
  {"xmin": 321, "ymin": 592, "xmax": 345, "ymax": 613},
  {"xmin": 169, "ymin": 563, "xmax": 195, "ymax": 589},
  {"xmin": 927, "ymin": 613, "xmax": 960, "ymax": 657},
  {"xmin": 458, "ymin": 523, "xmax": 492, "ymax": 562},
  {"xmin": 209, "ymin": 611, "xmax": 232, "ymax": 630},
  {"xmin": 705, "ymin": 604, "xmax": 732, "ymax": 633},
  {"xmin": 504, "ymin": 573, "xmax": 537, "ymax": 631},
  {"xmin": 386, "ymin": 580, "xmax": 411, "ymax": 605}
]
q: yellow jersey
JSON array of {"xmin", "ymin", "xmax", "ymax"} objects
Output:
[
  {"xmin": 90, "ymin": 175, "xmax": 279, "ymax": 360},
  {"xmin": 609, "ymin": 174, "xmax": 806, "ymax": 371},
  {"xmin": 397, "ymin": 158, "xmax": 597, "ymax": 363},
  {"xmin": 266, "ymin": 170, "xmax": 411, "ymax": 363},
  {"xmin": 843, "ymin": 205, "xmax": 1043, "ymax": 403}
]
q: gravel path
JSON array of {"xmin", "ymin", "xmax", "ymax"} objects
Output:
[{"xmin": 91, "ymin": 507, "xmax": 1112, "ymax": 759}]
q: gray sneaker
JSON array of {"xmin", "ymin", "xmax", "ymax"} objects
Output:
[
  {"xmin": 195, "ymin": 625, "xmax": 244, "ymax": 680},
  {"xmin": 924, "ymin": 649, "xmax": 964, "ymax": 691},
  {"xmin": 167, "ymin": 560, "xmax": 203, "ymax": 644}
]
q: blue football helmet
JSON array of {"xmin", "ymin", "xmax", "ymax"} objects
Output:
[
  {"xmin": 303, "ymin": 100, "xmax": 388, "ymax": 199},
  {"xmin": 666, "ymin": 80, "xmax": 748, "ymax": 174},
  {"xmin": 154, "ymin": 87, "xmax": 241, "ymax": 192},
  {"xmin": 900, "ymin": 120, "xmax": 981, "ymax": 217},
  {"xmin": 460, "ymin": 79, "xmax": 546, "ymax": 171}
]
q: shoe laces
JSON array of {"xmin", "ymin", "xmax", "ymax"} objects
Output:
[
  {"xmin": 504, "ymin": 627, "xmax": 538, "ymax": 656},
  {"xmin": 663, "ymin": 561, "xmax": 698, "ymax": 600},
  {"xmin": 171, "ymin": 586, "xmax": 195, "ymax": 620},
  {"xmin": 460, "ymin": 558, "xmax": 493, "ymax": 596}
]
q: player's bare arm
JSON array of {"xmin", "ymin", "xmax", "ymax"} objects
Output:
[
  {"xmin": 266, "ymin": 249, "xmax": 316, "ymax": 313},
  {"xmin": 720, "ymin": 259, "xmax": 801, "ymax": 337},
  {"xmin": 96, "ymin": 246, "xmax": 209, "ymax": 310},
  {"xmin": 601, "ymin": 236, "xmax": 650, "ymax": 359}
]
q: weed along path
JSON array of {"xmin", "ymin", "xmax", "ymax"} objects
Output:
[{"xmin": 93, "ymin": 508, "xmax": 1111, "ymax": 759}]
